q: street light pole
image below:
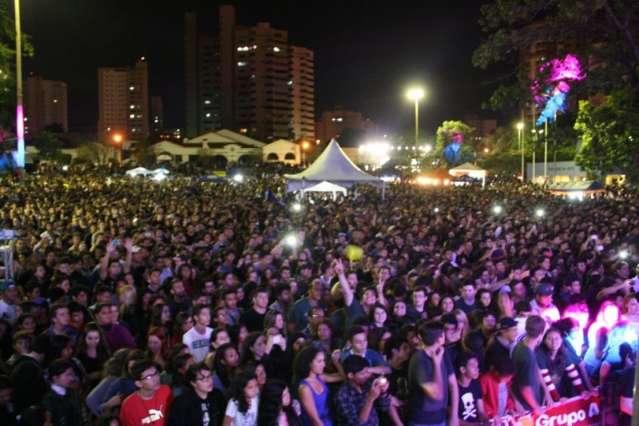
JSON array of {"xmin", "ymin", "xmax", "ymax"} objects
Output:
[
  {"xmin": 406, "ymin": 87, "xmax": 425, "ymax": 151},
  {"xmin": 516, "ymin": 122, "xmax": 524, "ymax": 181},
  {"xmin": 414, "ymin": 99, "xmax": 419, "ymax": 148},
  {"xmin": 544, "ymin": 118, "xmax": 548, "ymax": 182},
  {"xmin": 531, "ymin": 129, "xmax": 536, "ymax": 183},
  {"xmin": 14, "ymin": 0, "xmax": 25, "ymax": 168}
]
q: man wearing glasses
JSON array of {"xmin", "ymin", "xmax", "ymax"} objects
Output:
[
  {"xmin": 167, "ymin": 363, "xmax": 226, "ymax": 426},
  {"xmin": 120, "ymin": 360, "xmax": 172, "ymax": 426}
]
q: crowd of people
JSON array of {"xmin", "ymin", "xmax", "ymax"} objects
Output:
[{"xmin": 0, "ymin": 166, "xmax": 637, "ymax": 426}]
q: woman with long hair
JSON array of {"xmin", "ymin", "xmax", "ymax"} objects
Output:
[
  {"xmin": 257, "ymin": 379, "xmax": 301, "ymax": 426},
  {"xmin": 294, "ymin": 345, "xmax": 343, "ymax": 426},
  {"xmin": 150, "ymin": 303, "xmax": 173, "ymax": 341},
  {"xmin": 212, "ymin": 343, "xmax": 241, "ymax": 396},
  {"xmin": 240, "ymin": 332, "xmax": 266, "ymax": 366},
  {"xmin": 76, "ymin": 322, "xmax": 109, "ymax": 376},
  {"xmin": 222, "ymin": 370, "xmax": 260, "ymax": 426},
  {"xmin": 535, "ymin": 327, "xmax": 575, "ymax": 398},
  {"xmin": 146, "ymin": 326, "xmax": 168, "ymax": 370}
]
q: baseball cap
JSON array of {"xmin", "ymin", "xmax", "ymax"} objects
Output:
[
  {"xmin": 497, "ymin": 317, "xmax": 518, "ymax": 331},
  {"xmin": 536, "ymin": 283, "xmax": 554, "ymax": 296}
]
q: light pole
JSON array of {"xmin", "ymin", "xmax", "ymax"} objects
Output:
[
  {"xmin": 531, "ymin": 129, "xmax": 537, "ymax": 183},
  {"xmin": 112, "ymin": 133, "xmax": 123, "ymax": 165},
  {"xmin": 406, "ymin": 87, "xmax": 425, "ymax": 149},
  {"xmin": 301, "ymin": 140, "xmax": 310, "ymax": 167},
  {"xmin": 544, "ymin": 118, "xmax": 548, "ymax": 182},
  {"xmin": 516, "ymin": 122, "xmax": 524, "ymax": 181},
  {"xmin": 14, "ymin": 0, "xmax": 24, "ymax": 168}
]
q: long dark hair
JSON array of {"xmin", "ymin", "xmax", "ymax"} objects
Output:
[
  {"xmin": 213, "ymin": 343, "xmax": 238, "ymax": 388},
  {"xmin": 75, "ymin": 322, "xmax": 109, "ymax": 361},
  {"xmin": 293, "ymin": 345, "xmax": 322, "ymax": 383},
  {"xmin": 257, "ymin": 379, "xmax": 301, "ymax": 426},
  {"xmin": 228, "ymin": 370, "xmax": 257, "ymax": 414}
]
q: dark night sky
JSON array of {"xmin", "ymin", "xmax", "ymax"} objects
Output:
[{"xmin": 21, "ymin": 0, "xmax": 496, "ymax": 137}]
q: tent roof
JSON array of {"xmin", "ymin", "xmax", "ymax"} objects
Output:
[
  {"xmin": 449, "ymin": 162, "xmax": 485, "ymax": 172},
  {"xmin": 302, "ymin": 180, "xmax": 347, "ymax": 194},
  {"xmin": 285, "ymin": 139, "xmax": 380, "ymax": 183}
]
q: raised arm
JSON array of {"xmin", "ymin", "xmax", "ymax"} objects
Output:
[{"xmin": 334, "ymin": 258, "xmax": 354, "ymax": 307}]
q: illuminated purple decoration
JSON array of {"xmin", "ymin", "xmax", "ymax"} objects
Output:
[{"xmin": 531, "ymin": 54, "xmax": 585, "ymax": 127}]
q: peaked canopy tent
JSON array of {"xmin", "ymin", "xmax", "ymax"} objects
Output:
[
  {"xmin": 301, "ymin": 180, "xmax": 348, "ymax": 199},
  {"xmin": 448, "ymin": 162, "xmax": 487, "ymax": 187},
  {"xmin": 284, "ymin": 139, "xmax": 384, "ymax": 197}
]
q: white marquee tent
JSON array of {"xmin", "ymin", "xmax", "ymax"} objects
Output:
[
  {"xmin": 301, "ymin": 180, "xmax": 348, "ymax": 199},
  {"xmin": 285, "ymin": 139, "xmax": 383, "ymax": 196},
  {"xmin": 448, "ymin": 162, "xmax": 487, "ymax": 187}
]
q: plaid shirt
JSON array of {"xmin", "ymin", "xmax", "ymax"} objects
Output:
[{"xmin": 336, "ymin": 380, "xmax": 390, "ymax": 426}]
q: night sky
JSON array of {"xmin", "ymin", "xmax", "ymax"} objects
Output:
[{"xmin": 21, "ymin": 0, "xmax": 496, "ymax": 137}]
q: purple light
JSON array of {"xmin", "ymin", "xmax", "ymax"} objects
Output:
[
  {"xmin": 15, "ymin": 104, "xmax": 25, "ymax": 167},
  {"xmin": 532, "ymin": 54, "xmax": 585, "ymax": 127}
]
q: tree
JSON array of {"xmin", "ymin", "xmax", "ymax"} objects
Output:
[
  {"xmin": 575, "ymin": 91, "xmax": 639, "ymax": 182},
  {"xmin": 31, "ymin": 130, "xmax": 64, "ymax": 161},
  {"xmin": 0, "ymin": 3, "xmax": 33, "ymax": 127},
  {"xmin": 432, "ymin": 120, "xmax": 476, "ymax": 167},
  {"xmin": 473, "ymin": 0, "xmax": 639, "ymax": 116}
]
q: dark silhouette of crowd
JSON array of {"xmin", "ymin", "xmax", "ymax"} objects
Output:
[{"xmin": 0, "ymin": 166, "xmax": 637, "ymax": 426}]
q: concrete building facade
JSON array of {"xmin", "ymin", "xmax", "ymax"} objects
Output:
[
  {"xmin": 98, "ymin": 58, "xmax": 149, "ymax": 142},
  {"xmin": 184, "ymin": 5, "xmax": 315, "ymax": 142},
  {"xmin": 24, "ymin": 76, "xmax": 68, "ymax": 134}
]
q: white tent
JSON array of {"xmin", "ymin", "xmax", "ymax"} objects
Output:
[
  {"xmin": 301, "ymin": 180, "xmax": 347, "ymax": 199},
  {"xmin": 448, "ymin": 162, "xmax": 487, "ymax": 187},
  {"xmin": 126, "ymin": 167, "xmax": 152, "ymax": 177},
  {"xmin": 285, "ymin": 139, "xmax": 383, "ymax": 195}
]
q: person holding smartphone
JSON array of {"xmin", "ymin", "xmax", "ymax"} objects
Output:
[{"xmin": 336, "ymin": 355, "xmax": 391, "ymax": 426}]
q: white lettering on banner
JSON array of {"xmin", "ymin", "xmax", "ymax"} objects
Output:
[{"xmin": 534, "ymin": 401, "xmax": 599, "ymax": 426}]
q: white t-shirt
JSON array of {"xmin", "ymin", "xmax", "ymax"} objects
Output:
[
  {"xmin": 182, "ymin": 326, "xmax": 213, "ymax": 362},
  {"xmin": 224, "ymin": 396, "xmax": 259, "ymax": 426}
]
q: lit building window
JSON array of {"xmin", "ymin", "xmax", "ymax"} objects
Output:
[
  {"xmin": 204, "ymin": 100, "xmax": 211, "ymax": 105},
  {"xmin": 240, "ymin": 128, "xmax": 248, "ymax": 133},
  {"xmin": 237, "ymin": 46, "xmax": 249, "ymax": 52},
  {"xmin": 252, "ymin": 45, "xmax": 257, "ymax": 50},
  {"xmin": 129, "ymin": 114, "xmax": 135, "ymax": 119},
  {"xmin": 337, "ymin": 117, "xmax": 343, "ymax": 122},
  {"xmin": 273, "ymin": 46, "xmax": 280, "ymax": 52},
  {"xmin": 205, "ymin": 113, "xmax": 211, "ymax": 118},
  {"xmin": 129, "ymin": 85, "xmax": 135, "ymax": 91},
  {"xmin": 237, "ymin": 62, "xmax": 247, "ymax": 67},
  {"xmin": 53, "ymin": 99, "xmax": 58, "ymax": 103},
  {"xmin": 288, "ymin": 80, "xmax": 293, "ymax": 85},
  {"xmin": 130, "ymin": 105, "xmax": 135, "ymax": 109},
  {"xmin": 132, "ymin": 128, "xmax": 137, "ymax": 132}
]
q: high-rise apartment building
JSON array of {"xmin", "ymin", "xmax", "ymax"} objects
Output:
[
  {"xmin": 316, "ymin": 109, "xmax": 376, "ymax": 143},
  {"xmin": 24, "ymin": 75, "xmax": 68, "ymax": 134},
  {"xmin": 184, "ymin": 5, "xmax": 315, "ymax": 142},
  {"xmin": 151, "ymin": 96, "xmax": 164, "ymax": 135},
  {"xmin": 290, "ymin": 46, "xmax": 315, "ymax": 141},
  {"xmin": 98, "ymin": 58, "xmax": 149, "ymax": 142},
  {"xmin": 185, "ymin": 13, "xmax": 222, "ymax": 137}
]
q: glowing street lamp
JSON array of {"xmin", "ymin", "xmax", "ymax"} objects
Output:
[
  {"xmin": 492, "ymin": 205, "xmax": 503, "ymax": 215},
  {"xmin": 112, "ymin": 133, "xmax": 124, "ymax": 164},
  {"xmin": 619, "ymin": 249, "xmax": 629, "ymax": 260},
  {"xmin": 291, "ymin": 202, "xmax": 302, "ymax": 213},
  {"xmin": 112, "ymin": 133, "xmax": 123, "ymax": 144},
  {"xmin": 406, "ymin": 86, "xmax": 425, "ymax": 149},
  {"xmin": 301, "ymin": 140, "xmax": 310, "ymax": 166},
  {"xmin": 535, "ymin": 208, "xmax": 546, "ymax": 218}
]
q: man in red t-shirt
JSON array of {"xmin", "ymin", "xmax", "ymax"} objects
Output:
[{"xmin": 120, "ymin": 360, "xmax": 172, "ymax": 426}]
